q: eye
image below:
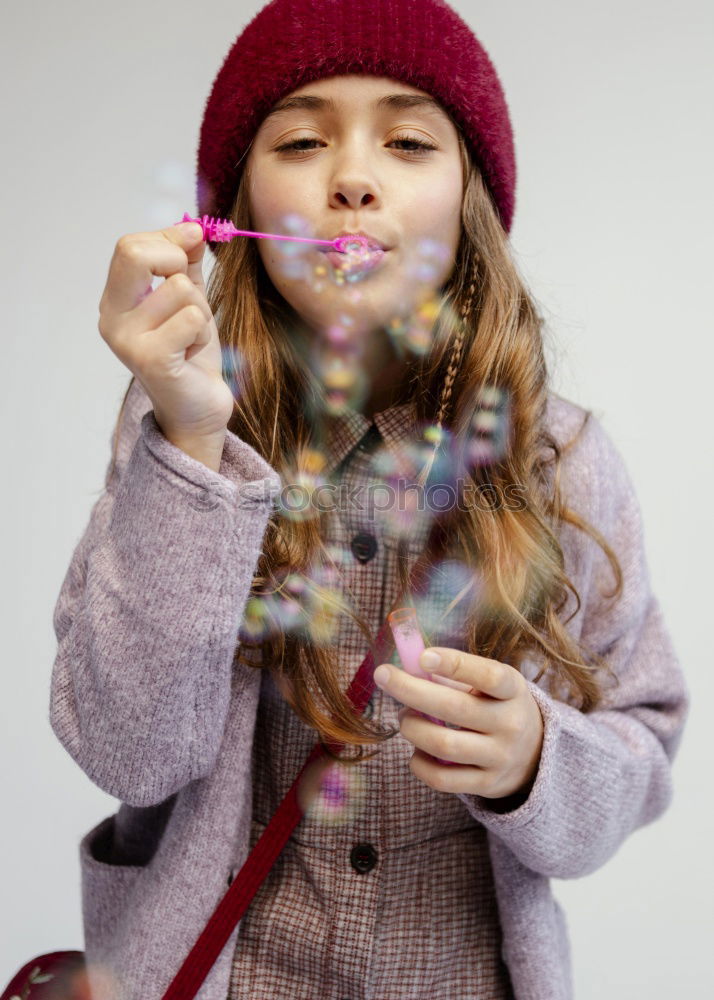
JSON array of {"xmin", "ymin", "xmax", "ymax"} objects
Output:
[
  {"xmin": 274, "ymin": 134, "xmax": 438, "ymax": 157},
  {"xmin": 390, "ymin": 133, "xmax": 438, "ymax": 156},
  {"xmin": 275, "ymin": 137, "xmax": 325, "ymax": 154}
]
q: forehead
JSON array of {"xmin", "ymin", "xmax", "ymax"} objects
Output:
[{"xmin": 260, "ymin": 74, "xmax": 454, "ymax": 127}]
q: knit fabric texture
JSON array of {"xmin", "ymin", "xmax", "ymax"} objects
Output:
[{"xmin": 196, "ymin": 0, "xmax": 517, "ymax": 233}]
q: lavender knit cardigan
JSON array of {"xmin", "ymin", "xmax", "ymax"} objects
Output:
[{"xmin": 48, "ymin": 378, "xmax": 690, "ymax": 1000}]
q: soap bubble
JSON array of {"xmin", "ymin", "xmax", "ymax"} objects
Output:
[
  {"xmin": 326, "ymin": 323, "xmax": 352, "ymax": 346},
  {"xmin": 221, "ymin": 344, "xmax": 244, "ymax": 399},
  {"xmin": 239, "ymin": 555, "xmax": 345, "ymax": 643},
  {"xmin": 403, "ymin": 296, "xmax": 442, "ymax": 354},
  {"xmin": 146, "ymin": 157, "xmax": 194, "ymax": 230},
  {"xmin": 405, "ymin": 237, "xmax": 451, "ymax": 283},
  {"xmin": 280, "ymin": 256, "xmax": 312, "ymax": 280},
  {"xmin": 466, "ymin": 385, "xmax": 511, "ymax": 466},
  {"xmin": 351, "ymin": 425, "xmax": 457, "ymax": 539},
  {"xmin": 298, "ymin": 758, "xmax": 367, "ymax": 827},
  {"xmin": 413, "ymin": 558, "xmax": 480, "ymax": 643},
  {"xmin": 275, "ymin": 212, "xmax": 314, "ymax": 252},
  {"xmin": 318, "ymin": 355, "xmax": 367, "ymax": 414}
]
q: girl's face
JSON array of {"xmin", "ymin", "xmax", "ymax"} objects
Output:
[{"xmin": 245, "ymin": 75, "xmax": 464, "ymax": 338}]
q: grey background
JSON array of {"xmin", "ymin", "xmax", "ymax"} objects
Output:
[{"xmin": 1, "ymin": 0, "xmax": 712, "ymax": 994}]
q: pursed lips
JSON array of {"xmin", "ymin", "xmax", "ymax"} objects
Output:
[{"xmin": 324, "ymin": 232, "xmax": 390, "ymax": 253}]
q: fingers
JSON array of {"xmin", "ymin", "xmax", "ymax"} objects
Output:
[
  {"xmin": 134, "ymin": 272, "xmax": 213, "ymax": 331},
  {"xmin": 397, "ymin": 707, "xmax": 499, "ymax": 768},
  {"xmin": 100, "ymin": 278, "xmax": 214, "ymax": 372},
  {"xmin": 420, "ymin": 648, "xmax": 520, "ymax": 701},
  {"xmin": 149, "ymin": 305, "xmax": 214, "ymax": 368},
  {"xmin": 99, "ymin": 222, "xmax": 204, "ymax": 317},
  {"xmin": 94, "ymin": 222, "xmax": 232, "ymax": 438},
  {"xmin": 373, "ymin": 664, "xmax": 500, "ymax": 732},
  {"xmin": 409, "ymin": 748, "xmax": 503, "ymax": 797},
  {"xmin": 98, "ymin": 228, "xmax": 214, "ymax": 373}
]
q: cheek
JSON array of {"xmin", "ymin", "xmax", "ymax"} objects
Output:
[
  {"xmin": 249, "ymin": 177, "xmax": 284, "ymax": 229},
  {"xmin": 415, "ymin": 179, "xmax": 462, "ymax": 245},
  {"xmin": 248, "ymin": 164, "xmax": 291, "ymax": 225},
  {"xmin": 395, "ymin": 171, "xmax": 461, "ymax": 275}
]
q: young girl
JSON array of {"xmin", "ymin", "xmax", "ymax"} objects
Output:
[{"xmin": 49, "ymin": 1, "xmax": 690, "ymax": 998}]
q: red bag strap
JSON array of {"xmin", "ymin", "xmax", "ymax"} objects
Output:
[{"xmin": 161, "ymin": 524, "xmax": 446, "ymax": 1000}]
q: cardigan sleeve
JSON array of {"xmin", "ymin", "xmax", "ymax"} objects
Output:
[
  {"xmin": 457, "ymin": 409, "xmax": 691, "ymax": 879},
  {"xmin": 48, "ymin": 377, "xmax": 280, "ymax": 807}
]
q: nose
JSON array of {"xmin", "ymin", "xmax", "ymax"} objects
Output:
[
  {"xmin": 331, "ymin": 187, "xmax": 377, "ymax": 210},
  {"xmin": 328, "ymin": 144, "xmax": 381, "ymax": 211}
]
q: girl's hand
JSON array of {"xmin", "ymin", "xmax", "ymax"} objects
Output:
[
  {"xmin": 373, "ymin": 647, "xmax": 544, "ymax": 800},
  {"xmin": 97, "ymin": 222, "xmax": 235, "ymax": 444}
]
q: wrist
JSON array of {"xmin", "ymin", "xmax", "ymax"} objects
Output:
[{"xmin": 160, "ymin": 427, "xmax": 227, "ymax": 473}]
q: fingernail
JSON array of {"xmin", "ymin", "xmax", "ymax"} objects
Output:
[
  {"xmin": 421, "ymin": 650, "xmax": 441, "ymax": 671},
  {"xmin": 374, "ymin": 665, "xmax": 390, "ymax": 685}
]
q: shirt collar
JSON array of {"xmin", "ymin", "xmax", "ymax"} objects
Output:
[{"xmin": 323, "ymin": 401, "xmax": 417, "ymax": 475}]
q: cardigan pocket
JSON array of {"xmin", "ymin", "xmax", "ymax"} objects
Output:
[{"xmin": 79, "ymin": 812, "xmax": 152, "ymax": 955}]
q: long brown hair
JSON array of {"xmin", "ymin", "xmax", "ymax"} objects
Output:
[{"xmin": 111, "ymin": 131, "xmax": 623, "ymax": 762}]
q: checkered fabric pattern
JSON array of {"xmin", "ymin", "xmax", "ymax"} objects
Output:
[{"xmin": 227, "ymin": 404, "xmax": 515, "ymax": 999}]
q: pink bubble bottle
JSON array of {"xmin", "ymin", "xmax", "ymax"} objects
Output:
[{"xmin": 387, "ymin": 607, "xmax": 456, "ymax": 766}]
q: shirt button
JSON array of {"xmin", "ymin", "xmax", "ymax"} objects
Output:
[
  {"xmin": 350, "ymin": 532, "xmax": 378, "ymax": 564},
  {"xmin": 350, "ymin": 843, "xmax": 378, "ymax": 874},
  {"xmin": 189, "ymin": 488, "xmax": 220, "ymax": 512}
]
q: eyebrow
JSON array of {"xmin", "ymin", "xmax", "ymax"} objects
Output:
[{"xmin": 263, "ymin": 92, "xmax": 448, "ymax": 122}]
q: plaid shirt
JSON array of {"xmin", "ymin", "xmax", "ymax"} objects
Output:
[{"xmin": 227, "ymin": 403, "xmax": 515, "ymax": 999}]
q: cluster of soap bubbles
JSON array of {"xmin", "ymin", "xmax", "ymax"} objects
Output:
[
  {"xmin": 466, "ymin": 385, "xmax": 511, "ymax": 467},
  {"xmin": 376, "ymin": 422, "xmax": 453, "ymax": 481},
  {"xmin": 386, "ymin": 296, "xmax": 443, "ymax": 355},
  {"xmin": 263, "ymin": 213, "xmax": 456, "ymax": 415},
  {"xmin": 364, "ymin": 424, "xmax": 455, "ymax": 537},
  {"xmin": 318, "ymin": 349, "xmax": 368, "ymax": 414},
  {"xmin": 269, "ymin": 212, "xmax": 317, "ymax": 281},
  {"xmin": 329, "ymin": 240, "xmax": 385, "ymax": 283},
  {"xmin": 225, "ymin": 298, "xmax": 450, "ymax": 423},
  {"xmin": 240, "ymin": 546, "xmax": 349, "ymax": 645},
  {"xmin": 241, "ymin": 573, "xmax": 309, "ymax": 640},
  {"xmin": 275, "ymin": 447, "xmax": 329, "ymax": 522}
]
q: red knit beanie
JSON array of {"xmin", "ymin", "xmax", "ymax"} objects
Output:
[{"xmin": 197, "ymin": 0, "xmax": 517, "ymax": 234}]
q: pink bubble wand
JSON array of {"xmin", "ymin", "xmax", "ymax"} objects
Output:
[
  {"xmin": 387, "ymin": 607, "xmax": 472, "ymax": 767},
  {"xmin": 176, "ymin": 212, "xmax": 370, "ymax": 254}
]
